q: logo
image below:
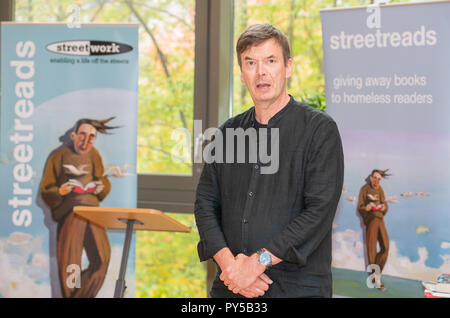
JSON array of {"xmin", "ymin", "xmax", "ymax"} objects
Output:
[
  {"xmin": 366, "ymin": 4, "xmax": 381, "ymax": 29},
  {"xmin": 171, "ymin": 120, "xmax": 280, "ymax": 175},
  {"xmin": 46, "ymin": 40, "xmax": 133, "ymax": 56}
]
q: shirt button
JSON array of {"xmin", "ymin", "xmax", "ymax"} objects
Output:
[
  {"xmin": 242, "ymin": 218, "xmax": 248, "ymax": 224},
  {"xmin": 248, "ymin": 191, "xmax": 254, "ymax": 197},
  {"xmin": 254, "ymin": 164, "xmax": 259, "ymax": 169},
  {"xmin": 243, "ymin": 248, "xmax": 248, "ymax": 253}
]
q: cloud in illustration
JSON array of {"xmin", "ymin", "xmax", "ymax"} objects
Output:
[
  {"xmin": 0, "ymin": 233, "xmax": 50, "ymax": 297},
  {"xmin": 0, "ymin": 232, "xmax": 134, "ymax": 298},
  {"xmin": 332, "ymin": 229, "xmax": 450, "ymax": 282},
  {"xmin": 416, "ymin": 225, "xmax": 430, "ymax": 235}
]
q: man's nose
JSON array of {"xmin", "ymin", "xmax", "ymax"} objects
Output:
[
  {"xmin": 257, "ymin": 62, "xmax": 266, "ymax": 76},
  {"xmin": 82, "ymin": 137, "xmax": 90, "ymax": 148}
]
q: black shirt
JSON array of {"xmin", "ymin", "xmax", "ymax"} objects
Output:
[{"xmin": 194, "ymin": 96, "xmax": 344, "ymax": 297}]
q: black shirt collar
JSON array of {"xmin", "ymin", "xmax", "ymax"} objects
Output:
[{"xmin": 249, "ymin": 95, "xmax": 295, "ymax": 128}]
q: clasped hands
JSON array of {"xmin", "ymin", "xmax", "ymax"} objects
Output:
[{"xmin": 219, "ymin": 253, "xmax": 273, "ymax": 298}]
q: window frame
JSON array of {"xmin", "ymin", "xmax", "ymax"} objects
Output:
[
  {"xmin": 138, "ymin": 0, "xmax": 234, "ymax": 213},
  {"xmin": 0, "ymin": 1, "xmax": 14, "ymax": 21}
]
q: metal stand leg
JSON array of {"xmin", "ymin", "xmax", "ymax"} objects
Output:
[{"xmin": 114, "ymin": 219, "xmax": 137, "ymax": 298}]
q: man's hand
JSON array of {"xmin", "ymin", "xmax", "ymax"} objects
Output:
[
  {"xmin": 220, "ymin": 253, "xmax": 266, "ymax": 294},
  {"xmin": 238, "ymin": 273, "xmax": 273, "ymax": 298},
  {"xmin": 94, "ymin": 181, "xmax": 104, "ymax": 194},
  {"xmin": 213, "ymin": 248, "xmax": 272, "ymax": 297},
  {"xmin": 59, "ymin": 183, "xmax": 73, "ymax": 196},
  {"xmin": 365, "ymin": 204, "xmax": 372, "ymax": 211}
]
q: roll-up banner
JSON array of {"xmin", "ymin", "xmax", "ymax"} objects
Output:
[
  {"xmin": 321, "ymin": 1, "xmax": 450, "ymax": 297},
  {"xmin": 0, "ymin": 23, "xmax": 138, "ymax": 297}
]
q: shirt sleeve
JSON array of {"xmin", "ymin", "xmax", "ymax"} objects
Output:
[
  {"xmin": 265, "ymin": 120, "xmax": 344, "ymax": 267},
  {"xmin": 380, "ymin": 187, "xmax": 389, "ymax": 215},
  {"xmin": 357, "ymin": 186, "xmax": 374, "ymax": 224},
  {"xmin": 357, "ymin": 186, "xmax": 367, "ymax": 214},
  {"xmin": 194, "ymin": 161, "xmax": 228, "ymax": 262},
  {"xmin": 40, "ymin": 152, "xmax": 64, "ymax": 209},
  {"xmin": 92, "ymin": 148, "xmax": 111, "ymax": 201}
]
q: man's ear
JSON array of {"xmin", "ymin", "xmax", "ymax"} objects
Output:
[
  {"xmin": 285, "ymin": 58, "xmax": 293, "ymax": 79},
  {"xmin": 71, "ymin": 132, "xmax": 76, "ymax": 141}
]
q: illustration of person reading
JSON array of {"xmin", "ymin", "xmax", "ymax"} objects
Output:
[
  {"xmin": 40, "ymin": 117, "xmax": 118, "ymax": 298},
  {"xmin": 357, "ymin": 169, "xmax": 391, "ymax": 291}
]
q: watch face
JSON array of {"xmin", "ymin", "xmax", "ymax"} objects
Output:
[{"xmin": 259, "ymin": 252, "xmax": 271, "ymax": 266}]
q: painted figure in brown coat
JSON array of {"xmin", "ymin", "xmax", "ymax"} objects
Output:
[
  {"xmin": 358, "ymin": 169, "xmax": 391, "ymax": 291},
  {"xmin": 41, "ymin": 117, "xmax": 118, "ymax": 297}
]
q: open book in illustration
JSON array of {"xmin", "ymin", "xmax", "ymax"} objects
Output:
[
  {"xmin": 65, "ymin": 179, "xmax": 97, "ymax": 194},
  {"xmin": 369, "ymin": 202, "xmax": 384, "ymax": 211}
]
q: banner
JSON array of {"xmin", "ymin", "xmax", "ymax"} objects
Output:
[
  {"xmin": 0, "ymin": 23, "xmax": 138, "ymax": 297},
  {"xmin": 321, "ymin": 2, "xmax": 450, "ymax": 297}
]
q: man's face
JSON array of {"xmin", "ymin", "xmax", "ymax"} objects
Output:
[
  {"xmin": 240, "ymin": 38, "xmax": 293, "ymax": 107},
  {"xmin": 71, "ymin": 123, "xmax": 97, "ymax": 154},
  {"xmin": 370, "ymin": 172, "xmax": 382, "ymax": 189}
]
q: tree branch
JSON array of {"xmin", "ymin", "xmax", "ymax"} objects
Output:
[
  {"xmin": 89, "ymin": 0, "xmax": 107, "ymax": 22},
  {"xmin": 138, "ymin": 143, "xmax": 192, "ymax": 167},
  {"xmin": 124, "ymin": 0, "xmax": 172, "ymax": 80},
  {"xmin": 300, "ymin": 0, "xmax": 323, "ymax": 75},
  {"xmin": 133, "ymin": 1, "xmax": 194, "ymax": 31}
]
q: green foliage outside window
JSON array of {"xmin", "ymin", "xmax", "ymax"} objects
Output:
[{"xmin": 135, "ymin": 213, "xmax": 206, "ymax": 298}]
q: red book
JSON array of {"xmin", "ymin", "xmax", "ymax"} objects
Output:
[{"xmin": 66, "ymin": 179, "xmax": 97, "ymax": 194}]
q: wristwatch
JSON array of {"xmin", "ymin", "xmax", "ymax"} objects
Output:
[{"xmin": 256, "ymin": 248, "xmax": 272, "ymax": 269}]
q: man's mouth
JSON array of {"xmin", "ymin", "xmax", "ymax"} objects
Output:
[{"xmin": 256, "ymin": 83, "xmax": 271, "ymax": 89}]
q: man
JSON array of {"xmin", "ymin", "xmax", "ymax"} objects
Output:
[
  {"xmin": 357, "ymin": 169, "xmax": 390, "ymax": 291},
  {"xmin": 194, "ymin": 24, "xmax": 344, "ymax": 298},
  {"xmin": 41, "ymin": 117, "xmax": 117, "ymax": 298}
]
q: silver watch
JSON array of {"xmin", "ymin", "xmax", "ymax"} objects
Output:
[{"xmin": 256, "ymin": 248, "xmax": 272, "ymax": 269}]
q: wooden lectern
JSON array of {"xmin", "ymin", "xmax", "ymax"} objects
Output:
[{"xmin": 73, "ymin": 206, "xmax": 191, "ymax": 298}]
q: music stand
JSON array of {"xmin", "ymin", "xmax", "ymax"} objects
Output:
[{"xmin": 73, "ymin": 206, "xmax": 191, "ymax": 298}]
